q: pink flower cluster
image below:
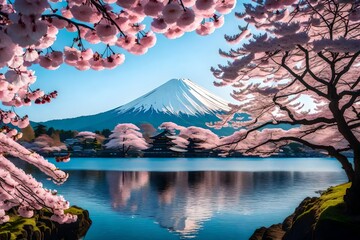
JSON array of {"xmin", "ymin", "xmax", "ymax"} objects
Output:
[
  {"xmin": 0, "ymin": 0, "xmax": 237, "ymax": 107},
  {"xmin": 0, "ymin": 0, "xmax": 236, "ymax": 76},
  {"xmin": 0, "ymin": 134, "xmax": 75, "ymax": 224}
]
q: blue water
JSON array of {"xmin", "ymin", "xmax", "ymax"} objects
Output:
[{"xmin": 31, "ymin": 158, "xmax": 347, "ymax": 240}]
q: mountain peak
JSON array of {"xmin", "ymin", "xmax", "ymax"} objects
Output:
[
  {"xmin": 115, "ymin": 78, "xmax": 230, "ymax": 116},
  {"xmin": 158, "ymin": 78, "xmax": 192, "ymax": 88},
  {"xmin": 39, "ymin": 78, "xmax": 234, "ymax": 134}
]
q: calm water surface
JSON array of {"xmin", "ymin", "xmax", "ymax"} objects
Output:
[{"xmin": 34, "ymin": 158, "xmax": 347, "ymax": 240}]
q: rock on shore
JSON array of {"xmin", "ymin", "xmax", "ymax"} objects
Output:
[
  {"xmin": 0, "ymin": 206, "xmax": 91, "ymax": 240},
  {"xmin": 250, "ymin": 183, "xmax": 360, "ymax": 240}
]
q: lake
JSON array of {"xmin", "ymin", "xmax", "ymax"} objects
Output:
[{"xmin": 33, "ymin": 158, "xmax": 347, "ymax": 240}]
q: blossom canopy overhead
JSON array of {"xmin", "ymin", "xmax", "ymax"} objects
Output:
[{"xmin": 212, "ymin": 0, "xmax": 360, "ymax": 212}]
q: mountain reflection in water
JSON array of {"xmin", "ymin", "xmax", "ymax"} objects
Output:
[
  {"xmin": 49, "ymin": 170, "xmax": 345, "ymax": 239},
  {"xmin": 106, "ymin": 171, "xmax": 249, "ymax": 237}
]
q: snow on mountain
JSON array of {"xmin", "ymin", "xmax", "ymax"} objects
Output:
[
  {"xmin": 115, "ymin": 78, "xmax": 230, "ymax": 116},
  {"xmin": 38, "ymin": 78, "xmax": 234, "ymax": 134}
]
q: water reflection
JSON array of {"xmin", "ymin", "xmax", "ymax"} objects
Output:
[
  {"xmin": 37, "ymin": 170, "xmax": 346, "ymax": 239},
  {"xmin": 106, "ymin": 172, "xmax": 149, "ymax": 208},
  {"xmin": 104, "ymin": 172, "xmax": 254, "ymax": 237}
]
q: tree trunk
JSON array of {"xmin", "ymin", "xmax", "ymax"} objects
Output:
[
  {"xmin": 332, "ymin": 151, "xmax": 354, "ymax": 182},
  {"xmin": 344, "ymin": 152, "xmax": 360, "ymax": 214},
  {"xmin": 328, "ymin": 100, "xmax": 360, "ymax": 213}
]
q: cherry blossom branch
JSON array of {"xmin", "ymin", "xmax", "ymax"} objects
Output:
[
  {"xmin": 297, "ymin": 45, "xmax": 330, "ymax": 86},
  {"xmin": 89, "ymin": 0, "xmax": 126, "ymax": 37},
  {"xmin": 42, "ymin": 14, "xmax": 94, "ymax": 31},
  {"xmin": 341, "ymin": 94, "xmax": 360, "ymax": 113},
  {"xmin": 279, "ymin": 52, "xmax": 328, "ymax": 98},
  {"xmin": 246, "ymin": 135, "xmax": 354, "ymax": 181},
  {"xmin": 333, "ymin": 51, "xmax": 360, "ymax": 86}
]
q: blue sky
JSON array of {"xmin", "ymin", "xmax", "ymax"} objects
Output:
[{"xmin": 15, "ymin": 3, "xmax": 246, "ymax": 122}]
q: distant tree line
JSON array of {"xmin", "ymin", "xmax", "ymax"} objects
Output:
[{"xmin": 18, "ymin": 122, "xmax": 330, "ymax": 158}]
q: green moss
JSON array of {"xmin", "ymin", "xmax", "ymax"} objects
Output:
[
  {"xmin": 0, "ymin": 206, "xmax": 91, "ymax": 240},
  {"xmin": 295, "ymin": 183, "xmax": 350, "ymax": 223},
  {"xmin": 318, "ymin": 183, "xmax": 360, "ymax": 229},
  {"xmin": 64, "ymin": 206, "xmax": 84, "ymax": 215},
  {"xmin": 293, "ymin": 182, "xmax": 360, "ymax": 234},
  {"xmin": 0, "ymin": 213, "xmax": 41, "ymax": 239},
  {"xmin": 318, "ymin": 183, "xmax": 349, "ymax": 214}
]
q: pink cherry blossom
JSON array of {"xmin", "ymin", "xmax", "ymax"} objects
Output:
[
  {"xmin": 116, "ymin": 35, "xmax": 137, "ymax": 50},
  {"xmin": 14, "ymin": 0, "xmax": 49, "ymax": 16},
  {"xmin": 64, "ymin": 47, "xmax": 81, "ymax": 65},
  {"xmin": 89, "ymin": 57, "xmax": 105, "ymax": 71},
  {"xmin": 81, "ymin": 49, "xmax": 94, "ymax": 61},
  {"xmin": 75, "ymin": 59, "xmax": 91, "ymax": 71},
  {"xmin": 0, "ymin": 31, "xmax": 16, "ymax": 68},
  {"xmin": 39, "ymin": 51, "xmax": 63, "ymax": 70},
  {"xmin": 164, "ymin": 27, "xmax": 185, "ymax": 39},
  {"xmin": 116, "ymin": 0, "xmax": 138, "ymax": 9},
  {"xmin": 7, "ymin": 20, "xmax": 48, "ymax": 47},
  {"xmin": 70, "ymin": 4, "xmax": 102, "ymax": 23},
  {"xmin": 144, "ymin": 0, "xmax": 165, "ymax": 17},
  {"xmin": 195, "ymin": 0, "xmax": 215, "ymax": 11},
  {"xmin": 151, "ymin": 18, "xmax": 168, "ymax": 33},
  {"xmin": 113, "ymin": 14, "xmax": 131, "ymax": 31},
  {"xmin": 213, "ymin": 15, "xmax": 224, "ymax": 28},
  {"xmin": 182, "ymin": 0, "xmax": 197, "ymax": 8},
  {"xmin": 84, "ymin": 30, "xmax": 101, "ymax": 44},
  {"xmin": 177, "ymin": 8, "xmax": 196, "ymax": 29},
  {"xmin": 162, "ymin": 2, "xmax": 183, "ymax": 24},
  {"xmin": 50, "ymin": 18, "xmax": 68, "ymax": 29},
  {"xmin": 215, "ymin": 0, "xmax": 236, "ymax": 14},
  {"xmin": 103, "ymin": 54, "xmax": 125, "ymax": 69},
  {"xmin": 95, "ymin": 22, "xmax": 119, "ymax": 40},
  {"xmin": 24, "ymin": 49, "xmax": 39, "ymax": 62},
  {"xmin": 128, "ymin": 44, "xmax": 149, "ymax": 55},
  {"xmin": 139, "ymin": 31, "xmax": 157, "ymax": 48},
  {"xmin": 61, "ymin": 8, "xmax": 73, "ymax": 18},
  {"xmin": 196, "ymin": 22, "xmax": 215, "ymax": 36}
]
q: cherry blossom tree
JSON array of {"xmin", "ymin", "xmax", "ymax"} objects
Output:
[
  {"xmin": 212, "ymin": 0, "xmax": 360, "ymax": 213},
  {"xmin": 76, "ymin": 130, "xmax": 104, "ymax": 150},
  {"xmin": 0, "ymin": 0, "xmax": 236, "ymax": 224},
  {"xmin": 105, "ymin": 123, "xmax": 149, "ymax": 156},
  {"xmin": 25, "ymin": 134, "xmax": 67, "ymax": 153},
  {"xmin": 76, "ymin": 131, "xmax": 97, "ymax": 139},
  {"xmin": 160, "ymin": 122, "xmax": 220, "ymax": 153}
]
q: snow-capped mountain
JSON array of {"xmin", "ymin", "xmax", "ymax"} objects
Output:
[
  {"xmin": 39, "ymin": 78, "xmax": 234, "ymax": 134},
  {"xmin": 115, "ymin": 78, "xmax": 230, "ymax": 115}
]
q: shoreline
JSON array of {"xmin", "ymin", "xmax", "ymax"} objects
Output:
[
  {"xmin": 0, "ymin": 206, "xmax": 91, "ymax": 240},
  {"xmin": 250, "ymin": 183, "xmax": 360, "ymax": 240}
]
